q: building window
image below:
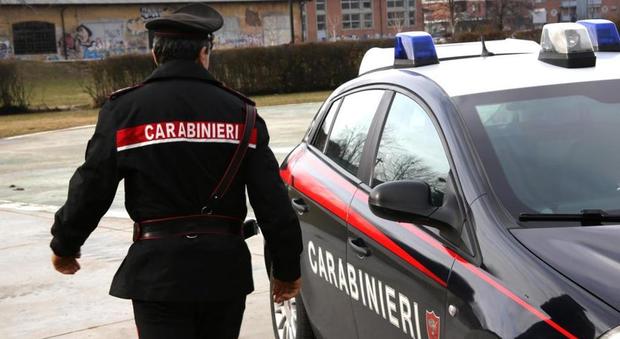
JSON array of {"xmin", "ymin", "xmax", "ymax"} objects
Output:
[
  {"xmin": 343, "ymin": 13, "xmax": 361, "ymax": 29},
  {"xmin": 588, "ymin": 4, "xmax": 602, "ymax": 19},
  {"xmin": 560, "ymin": 6, "xmax": 577, "ymax": 22},
  {"xmin": 12, "ymin": 21, "xmax": 56, "ymax": 55},
  {"xmin": 301, "ymin": 2, "xmax": 308, "ymax": 41},
  {"xmin": 317, "ymin": 14, "xmax": 326, "ymax": 30},
  {"xmin": 316, "ymin": 0, "xmax": 327, "ymax": 35},
  {"xmin": 387, "ymin": 0, "xmax": 416, "ymax": 28},
  {"xmin": 341, "ymin": 0, "xmax": 373, "ymax": 29}
]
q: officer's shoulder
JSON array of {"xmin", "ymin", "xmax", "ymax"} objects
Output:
[
  {"xmin": 109, "ymin": 84, "xmax": 144, "ymax": 101},
  {"xmin": 211, "ymin": 81, "xmax": 256, "ymax": 106}
]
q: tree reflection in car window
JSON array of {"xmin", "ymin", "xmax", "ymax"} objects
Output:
[
  {"xmin": 372, "ymin": 93, "xmax": 450, "ymax": 206},
  {"xmin": 313, "ymin": 99, "xmax": 341, "ymax": 152},
  {"xmin": 324, "ymin": 90, "xmax": 384, "ymax": 176}
]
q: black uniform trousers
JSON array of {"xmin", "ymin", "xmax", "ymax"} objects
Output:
[{"xmin": 132, "ymin": 296, "xmax": 246, "ymax": 339}]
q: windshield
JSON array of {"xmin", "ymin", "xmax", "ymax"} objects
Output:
[{"xmin": 454, "ymin": 80, "xmax": 620, "ymax": 224}]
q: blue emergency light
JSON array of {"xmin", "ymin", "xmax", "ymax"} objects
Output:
[
  {"xmin": 577, "ymin": 19, "xmax": 620, "ymax": 52},
  {"xmin": 394, "ymin": 32, "xmax": 439, "ymax": 67}
]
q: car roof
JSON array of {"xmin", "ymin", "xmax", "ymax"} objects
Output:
[
  {"xmin": 411, "ymin": 51, "xmax": 620, "ymax": 97},
  {"xmin": 358, "ymin": 39, "xmax": 620, "ymax": 98}
]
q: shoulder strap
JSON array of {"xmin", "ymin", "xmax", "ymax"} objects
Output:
[
  {"xmin": 205, "ymin": 79, "xmax": 256, "ymax": 106},
  {"xmin": 217, "ymin": 83, "xmax": 256, "ymax": 106},
  {"xmin": 202, "ymin": 103, "xmax": 257, "ymax": 214},
  {"xmin": 109, "ymin": 84, "xmax": 143, "ymax": 100}
]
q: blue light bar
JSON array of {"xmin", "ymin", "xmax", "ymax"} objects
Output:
[
  {"xmin": 394, "ymin": 32, "xmax": 439, "ymax": 67},
  {"xmin": 577, "ymin": 19, "xmax": 620, "ymax": 52}
]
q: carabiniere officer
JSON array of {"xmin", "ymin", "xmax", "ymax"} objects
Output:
[{"xmin": 49, "ymin": 4, "xmax": 303, "ymax": 338}]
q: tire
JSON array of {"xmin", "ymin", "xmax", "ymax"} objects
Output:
[
  {"xmin": 265, "ymin": 244, "xmax": 315, "ymax": 339},
  {"xmin": 269, "ymin": 282, "xmax": 315, "ymax": 339}
]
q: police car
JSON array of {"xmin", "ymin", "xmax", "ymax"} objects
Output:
[{"xmin": 268, "ymin": 20, "xmax": 620, "ymax": 339}]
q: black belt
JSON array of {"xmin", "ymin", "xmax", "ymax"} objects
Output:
[{"xmin": 133, "ymin": 214, "xmax": 243, "ymax": 242}]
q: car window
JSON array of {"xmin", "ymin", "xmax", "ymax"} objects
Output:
[
  {"xmin": 312, "ymin": 99, "xmax": 341, "ymax": 152},
  {"xmin": 372, "ymin": 93, "xmax": 450, "ymax": 206},
  {"xmin": 324, "ymin": 90, "xmax": 384, "ymax": 176},
  {"xmin": 457, "ymin": 80, "xmax": 620, "ymax": 217}
]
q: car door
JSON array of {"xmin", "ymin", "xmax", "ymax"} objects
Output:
[
  {"xmin": 346, "ymin": 92, "xmax": 459, "ymax": 339},
  {"xmin": 287, "ymin": 89, "xmax": 388, "ymax": 339}
]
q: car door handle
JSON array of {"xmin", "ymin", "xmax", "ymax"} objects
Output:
[
  {"xmin": 348, "ymin": 237, "xmax": 370, "ymax": 258},
  {"xmin": 291, "ymin": 198, "xmax": 309, "ymax": 215}
]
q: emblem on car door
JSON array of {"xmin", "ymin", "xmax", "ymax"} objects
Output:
[{"xmin": 425, "ymin": 310, "xmax": 441, "ymax": 339}]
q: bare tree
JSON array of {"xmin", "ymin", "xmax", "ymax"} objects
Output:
[
  {"xmin": 446, "ymin": 0, "xmax": 458, "ymax": 35},
  {"xmin": 327, "ymin": 15, "xmax": 339, "ymax": 41},
  {"xmin": 422, "ymin": 0, "xmax": 467, "ymax": 36},
  {"xmin": 326, "ymin": 126, "xmax": 367, "ymax": 173},
  {"xmin": 486, "ymin": 0, "xmax": 533, "ymax": 31},
  {"xmin": 388, "ymin": 12, "xmax": 406, "ymax": 34}
]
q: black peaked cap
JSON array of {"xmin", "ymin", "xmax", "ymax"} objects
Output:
[{"xmin": 145, "ymin": 3, "xmax": 224, "ymax": 36}]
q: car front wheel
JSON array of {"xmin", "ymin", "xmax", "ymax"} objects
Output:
[{"xmin": 270, "ymin": 284, "xmax": 314, "ymax": 339}]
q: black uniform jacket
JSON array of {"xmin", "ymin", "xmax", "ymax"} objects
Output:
[{"xmin": 50, "ymin": 60, "xmax": 302, "ymax": 302}]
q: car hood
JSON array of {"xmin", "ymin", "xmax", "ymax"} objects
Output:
[{"xmin": 510, "ymin": 225, "xmax": 620, "ymax": 311}]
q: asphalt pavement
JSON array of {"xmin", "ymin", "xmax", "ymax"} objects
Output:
[{"xmin": 0, "ymin": 102, "xmax": 320, "ymax": 339}]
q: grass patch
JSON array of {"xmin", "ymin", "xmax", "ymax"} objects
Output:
[
  {"xmin": 16, "ymin": 60, "xmax": 331, "ymax": 110},
  {"xmin": 251, "ymin": 91, "xmax": 330, "ymax": 107},
  {"xmin": 19, "ymin": 61, "xmax": 91, "ymax": 109},
  {"xmin": 0, "ymin": 90, "xmax": 331, "ymax": 138},
  {"xmin": 19, "ymin": 61, "xmax": 331, "ymax": 109},
  {"xmin": 3, "ymin": 60, "xmax": 331, "ymax": 138},
  {"xmin": 0, "ymin": 109, "xmax": 98, "ymax": 138}
]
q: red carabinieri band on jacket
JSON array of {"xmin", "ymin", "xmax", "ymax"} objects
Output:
[{"xmin": 116, "ymin": 120, "xmax": 258, "ymax": 152}]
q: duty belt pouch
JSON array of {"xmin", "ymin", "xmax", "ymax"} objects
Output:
[{"xmin": 202, "ymin": 103, "xmax": 257, "ymax": 214}]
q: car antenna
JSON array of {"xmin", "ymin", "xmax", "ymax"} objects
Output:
[{"xmin": 481, "ymin": 36, "xmax": 495, "ymax": 57}]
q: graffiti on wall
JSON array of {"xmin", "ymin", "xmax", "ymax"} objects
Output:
[
  {"xmin": 216, "ymin": 14, "xmax": 291, "ymax": 48},
  {"xmin": 140, "ymin": 7, "xmax": 169, "ymax": 20},
  {"xmin": 263, "ymin": 15, "xmax": 290, "ymax": 46},
  {"xmin": 0, "ymin": 25, "xmax": 11, "ymax": 59},
  {"xmin": 218, "ymin": 16, "xmax": 262, "ymax": 48},
  {"xmin": 0, "ymin": 39, "xmax": 11, "ymax": 59},
  {"xmin": 58, "ymin": 15, "xmax": 153, "ymax": 60},
  {"xmin": 125, "ymin": 17, "xmax": 149, "ymax": 53},
  {"xmin": 59, "ymin": 21, "xmax": 125, "ymax": 59},
  {"xmin": 245, "ymin": 9, "xmax": 261, "ymax": 27},
  {"xmin": 56, "ymin": 7, "xmax": 175, "ymax": 59},
  {"xmin": 46, "ymin": 6, "xmax": 292, "ymax": 59}
]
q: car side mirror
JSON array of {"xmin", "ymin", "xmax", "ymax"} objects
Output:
[
  {"xmin": 369, "ymin": 180, "xmax": 436, "ymax": 221},
  {"xmin": 368, "ymin": 179, "xmax": 463, "ymax": 239}
]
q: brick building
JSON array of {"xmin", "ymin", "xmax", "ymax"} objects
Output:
[
  {"xmin": 1, "ymin": 0, "xmax": 618, "ymax": 61},
  {"xmin": 532, "ymin": 0, "xmax": 620, "ymax": 26},
  {"xmin": 416, "ymin": 0, "xmax": 620, "ymax": 37},
  {"xmin": 0, "ymin": 0, "xmax": 302, "ymax": 60},
  {"xmin": 421, "ymin": 0, "xmax": 488, "ymax": 37},
  {"xmin": 302, "ymin": 0, "xmax": 425, "ymax": 41}
]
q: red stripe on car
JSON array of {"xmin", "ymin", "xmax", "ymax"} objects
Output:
[
  {"xmin": 293, "ymin": 152, "xmax": 447, "ymax": 287},
  {"xmin": 289, "ymin": 150, "xmax": 577, "ymax": 339},
  {"xmin": 355, "ymin": 189, "xmax": 578, "ymax": 339}
]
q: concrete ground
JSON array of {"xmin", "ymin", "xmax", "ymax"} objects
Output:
[{"xmin": 0, "ymin": 102, "xmax": 320, "ymax": 339}]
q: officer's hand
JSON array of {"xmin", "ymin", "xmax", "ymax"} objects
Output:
[
  {"xmin": 51, "ymin": 254, "xmax": 81, "ymax": 275},
  {"xmin": 272, "ymin": 278, "xmax": 301, "ymax": 303}
]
